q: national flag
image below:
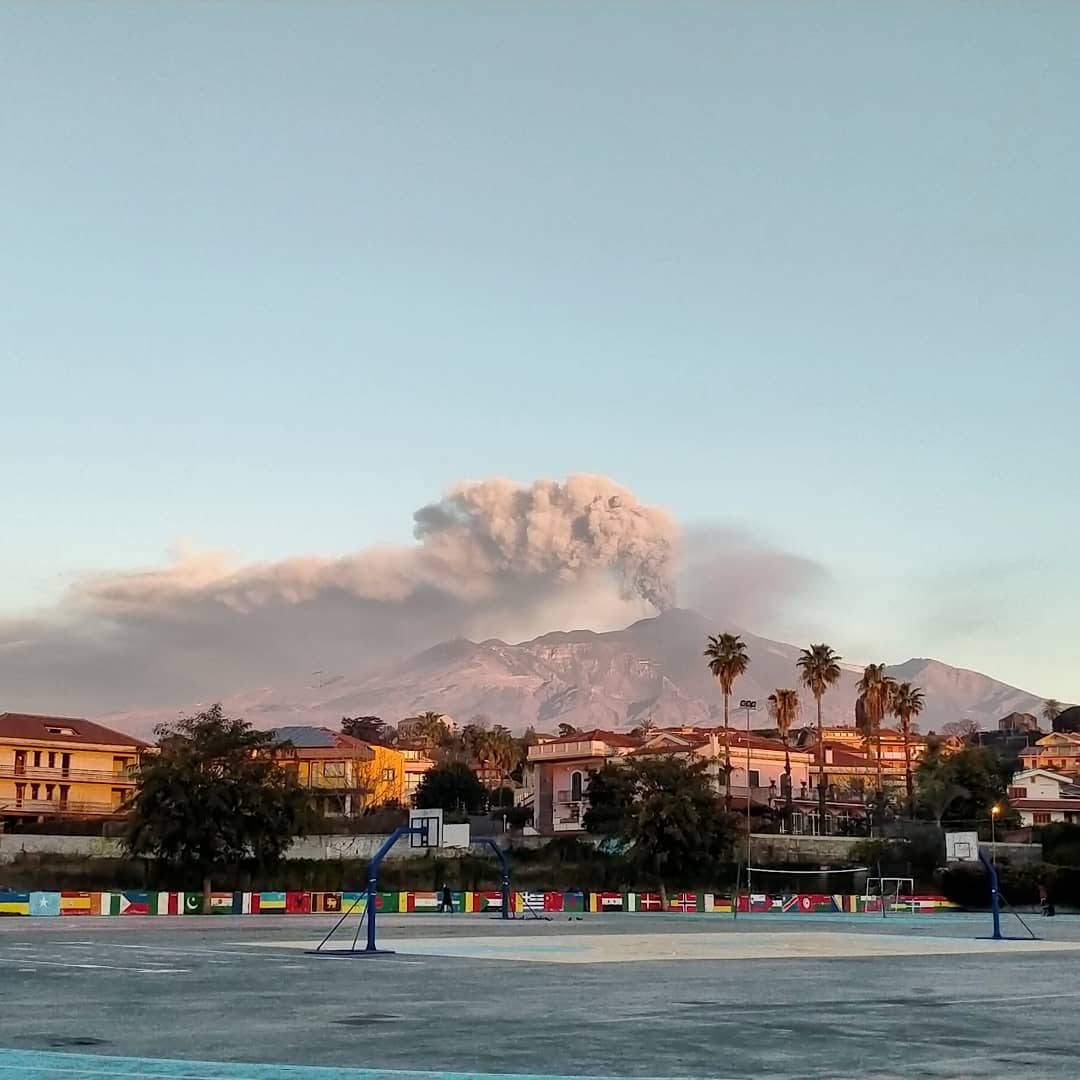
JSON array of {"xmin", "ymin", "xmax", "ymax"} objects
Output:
[
  {"xmin": 478, "ymin": 891, "xmax": 503, "ymax": 911},
  {"xmin": 155, "ymin": 892, "xmax": 183, "ymax": 916},
  {"xmin": 341, "ymin": 892, "xmax": 366, "ymax": 914},
  {"xmin": 121, "ymin": 892, "xmax": 150, "ymax": 915},
  {"xmin": 670, "ymin": 893, "xmax": 697, "ymax": 913},
  {"xmin": 311, "ymin": 892, "xmax": 343, "ymax": 914},
  {"xmin": 209, "ymin": 893, "xmax": 233, "ymax": 914},
  {"xmin": 257, "ymin": 891, "xmax": 285, "ymax": 913},
  {"xmin": 410, "ymin": 891, "xmax": 439, "ymax": 912},
  {"xmin": 543, "ymin": 892, "xmax": 564, "ymax": 913},
  {"xmin": 184, "ymin": 893, "xmax": 204, "ymax": 915},
  {"xmin": 598, "ymin": 893, "xmax": 624, "ymax": 911},
  {"xmin": 30, "ymin": 892, "xmax": 60, "ymax": 917},
  {"xmin": 375, "ymin": 892, "xmax": 399, "ymax": 913},
  {"xmin": 60, "ymin": 892, "xmax": 94, "ymax": 916},
  {"xmin": 285, "ymin": 892, "xmax": 311, "ymax": 915},
  {"xmin": 521, "ymin": 892, "xmax": 546, "ymax": 914},
  {"xmin": 0, "ymin": 891, "xmax": 30, "ymax": 916},
  {"xmin": 638, "ymin": 892, "xmax": 662, "ymax": 911},
  {"xmin": 232, "ymin": 891, "xmax": 248, "ymax": 915},
  {"xmin": 563, "ymin": 892, "xmax": 585, "ymax": 913}
]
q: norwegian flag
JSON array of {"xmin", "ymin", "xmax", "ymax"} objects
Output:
[
  {"xmin": 670, "ymin": 893, "xmax": 697, "ymax": 912},
  {"xmin": 639, "ymin": 892, "xmax": 662, "ymax": 911}
]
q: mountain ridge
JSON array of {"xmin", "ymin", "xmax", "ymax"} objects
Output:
[{"xmin": 97, "ymin": 608, "xmax": 1045, "ymax": 738}]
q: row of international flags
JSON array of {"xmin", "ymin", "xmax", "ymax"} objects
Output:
[{"xmin": 0, "ymin": 888, "xmax": 956, "ymax": 917}]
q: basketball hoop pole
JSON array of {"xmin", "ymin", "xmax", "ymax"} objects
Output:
[
  {"xmin": 365, "ymin": 825, "xmax": 424, "ymax": 953},
  {"xmin": 978, "ymin": 850, "xmax": 1003, "ymax": 941}
]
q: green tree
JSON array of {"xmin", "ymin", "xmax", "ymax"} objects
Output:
[
  {"xmin": 891, "ymin": 682, "xmax": 926, "ymax": 818},
  {"xmin": 341, "ymin": 716, "xmax": 389, "ymax": 744},
  {"xmin": 797, "ymin": 643, "xmax": 843, "ymax": 829},
  {"xmin": 857, "ymin": 663, "xmax": 897, "ymax": 803},
  {"xmin": 584, "ymin": 756, "xmax": 735, "ymax": 903},
  {"xmin": 915, "ymin": 746, "xmax": 1013, "ymax": 828},
  {"xmin": 767, "ymin": 689, "xmax": 801, "ymax": 819},
  {"xmin": 556, "ymin": 723, "xmax": 579, "ymax": 737},
  {"xmin": 703, "ymin": 632, "xmax": 750, "ymax": 806},
  {"xmin": 414, "ymin": 761, "xmax": 487, "ymax": 814},
  {"xmin": 125, "ymin": 705, "xmax": 308, "ymax": 911}
]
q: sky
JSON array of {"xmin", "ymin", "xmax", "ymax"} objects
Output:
[{"xmin": 1, "ymin": 1, "xmax": 1077, "ymax": 712}]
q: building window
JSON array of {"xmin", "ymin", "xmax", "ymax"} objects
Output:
[
  {"xmin": 33, "ymin": 751, "xmax": 41, "ymax": 767},
  {"xmin": 48, "ymin": 752, "xmax": 56, "ymax": 769},
  {"xmin": 381, "ymin": 767, "xmax": 396, "ymax": 783},
  {"xmin": 570, "ymin": 771, "xmax": 584, "ymax": 801},
  {"xmin": 58, "ymin": 785, "xmax": 69, "ymax": 809},
  {"xmin": 748, "ymin": 770, "xmax": 760, "ymax": 788},
  {"xmin": 323, "ymin": 762, "xmax": 345, "ymax": 779},
  {"xmin": 45, "ymin": 785, "xmax": 54, "ymax": 801},
  {"xmin": 14, "ymin": 783, "xmax": 25, "ymax": 807},
  {"xmin": 1009, "ymin": 787, "xmax": 1028, "ymax": 799},
  {"xmin": 30, "ymin": 784, "xmax": 40, "ymax": 800},
  {"xmin": 1033, "ymin": 812, "xmax": 1052, "ymax": 825}
]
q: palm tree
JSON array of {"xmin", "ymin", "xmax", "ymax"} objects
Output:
[
  {"xmin": 796, "ymin": 644, "xmax": 842, "ymax": 831},
  {"xmin": 1043, "ymin": 699, "xmax": 1064, "ymax": 728},
  {"xmin": 891, "ymin": 682, "xmax": 925, "ymax": 818},
  {"xmin": 704, "ymin": 633, "xmax": 750, "ymax": 806},
  {"xmin": 767, "ymin": 689, "xmax": 801, "ymax": 820},
  {"xmin": 857, "ymin": 664, "xmax": 897, "ymax": 805},
  {"xmin": 412, "ymin": 711, "xmax": 449, "ymax": 750}
]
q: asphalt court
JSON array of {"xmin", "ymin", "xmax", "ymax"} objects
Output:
[{"xmin": 4, "ymin": 913, "xmax": 1080, "ymax": 1079}]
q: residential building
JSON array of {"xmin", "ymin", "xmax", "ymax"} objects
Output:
[
  {"xmin": 529, "ymin": 729, "xmax": 641, "ymax": 833},
  {"xmin": 1020, "ymin": 733, "xmax": 1080, "ymax": 776},
  {"xmin": 794, "ymin": 725, "xmax": 928, "ymax": 789},
  {"xmin": 1007, "ymin": 768, "xmax": 1080, "ymax": 826},
  {"xmin": 268, "ymin": 727, "xmax": 405, "ymax": 816},
  {"xmin": 0, "ymin": 712, "xmax": 149, "ymax": 825},
  {"xmin": 400, "ymin": 747, "xmax": 435, "ymax": 805},
  {"xmin": 998, "ymin": 712, "xmax": 1040, "ymax": 735}
]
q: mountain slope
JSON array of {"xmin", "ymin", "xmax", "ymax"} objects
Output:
[{"xmin": 105, "ymin": 609, "xmax": 1044, "ymax": 736}]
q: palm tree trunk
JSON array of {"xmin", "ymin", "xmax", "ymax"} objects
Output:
[
  {"xmin": 903, "ymin": 720, "xmax": 914, "ymax": 818},
  {"xmin": 784, "ymin": 745, "xmax": 793, "ymax": 822},
  {"xmin": 723, "ymin": 691, "xmax": 732, "ymax": 810},
  {"xmin": 816, "ymin": 693, "xmax": 827, "ymax": 833}
]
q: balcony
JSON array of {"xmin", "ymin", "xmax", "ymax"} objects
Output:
[
  {"xmin": 0, "ymin": 799, "xmax": 124, "ymax": 818},
  {"xmin": 0, "ymin": 764, "xmax": 139, "ymax": 785}
]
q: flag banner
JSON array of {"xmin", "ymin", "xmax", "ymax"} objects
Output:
[
  {"xmin": 183, "ymin": 893, "xmax": 204, "ymax": 915},
  {"xmin": 668, "ymin": 893, "xmax": 697, "ymax": 913},
  {"xmin": 155, "ymin": 892, "xmax": 184, "ymax": 916},
  {"xmin": 543, "ymin": 892, "xmax": 564, "ymax": 913},
  {"xmin": 285, "ymin": 892, "xmax": 311, "ymax": 915},
  {"xmin": 563, "ymin": 892, "xmax": 585, "ymax": 913},
  {"xmin": 375, "ymin": 892, "xmax": 399, "ymax": 913},
  {"xmin": 0, "ymin": 891, "xmax": 30, "ymax": 916},
  {"xmin": 597, "ymin": 892, "xmax": 624, "ymax": 911},
  {"xmin": 638, "ymin": 892, "xmax": 663, "ymax": 911},
  {"xmin": 478, "ymin": 891, "xmax": 503, "ymax": 911},
  {"xmin": 257, "ymin": 891, "xmax": 285, "ymax": 913},
  {"xmin": 311, "ymin": 892, "xmax": 343, "ymax": 914},
  {"xmin": 209, "ymin": 893, "xmax": 233, "ymax": 914},
  {"xmin": 341, "ymin": 892, "xmax": 366, "ymax": 913},
  {"xmin": 60, "ymin": 892, "xmax": 95, "ymax": 916},
  {"xmin": 30, "ymin": 892, "xmax": 60, "ymax": 917}
]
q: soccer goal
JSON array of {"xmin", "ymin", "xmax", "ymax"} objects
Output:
[
  {"xmin": 865, "ymin": 877, "xmax": 916, "ymax": 915},
  {"xmin": 738, "ymin": 865, "xmax": 871, "ymax": 916}
]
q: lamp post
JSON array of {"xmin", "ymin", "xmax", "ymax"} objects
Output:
[
  {"xmin": 990, "ymin": 803, "xmax": 1001, "ymax": 864},
  {"xmin": 740, "ymin": 699, "xmax": 757, "ymax": 895}
]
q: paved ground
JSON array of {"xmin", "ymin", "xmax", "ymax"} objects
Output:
[{"xmin": 2, "ymin": 910, "xmax": 1078, "ymax": 1079}]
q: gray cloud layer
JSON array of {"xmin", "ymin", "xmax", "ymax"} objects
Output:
[{"xmin": 0, "ymin": 475, "xmax": 819, "ymax": 717}]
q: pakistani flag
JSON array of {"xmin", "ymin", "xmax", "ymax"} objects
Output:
[{"xmin": 184, "ymin": 893, "xmax": 203, "ymax": 914}]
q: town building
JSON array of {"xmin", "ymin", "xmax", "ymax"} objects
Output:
[
  {"xmin": 1019, "ymin": 733, "xmax": 1080, "ymax": 777},
  {"xmin": 400, "ymin": 746, "xmax": 435, "ymax": 805},
  {"xmin": 1008, "ymin": 767, "xmax": 1080, "ymax": 826},
  {"xmin": 268, "ymin": 726, "xmax": 405, "ymax": 816},
  {"xmin": 998, "ymin": 712, "xmax": 1040, "ymax": 735},
  {"xmin": 0, "ymin": 712, "xmax": 149, "ymax": 825}
]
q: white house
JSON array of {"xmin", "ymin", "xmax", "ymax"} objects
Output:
[{"xmin": 1008, "ymin": 768, "xmax": 1080, "ymax": 826}]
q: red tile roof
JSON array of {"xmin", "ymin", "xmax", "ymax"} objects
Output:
[
  {"xmin": 0, "ymin": 712, "xmax": 150, "ymax": 749},
  {"xmin": 545, "ymin": 729, "xmax": 643, "ymax": 748},
  {"xmin": 1014, "ymin": 799, "xmax": 1080, "ymax": 811}
]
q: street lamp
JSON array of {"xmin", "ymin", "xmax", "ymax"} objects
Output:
[
  {"xmin": 740, "ymin": 699, "xmax": 757, "ymax": 894},
  {"xmin": 990, "ymin": 804, "xmax": 1001, "ymax": 863}
]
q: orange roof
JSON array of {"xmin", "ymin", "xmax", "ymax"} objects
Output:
[{"xmin": 545, "ymin": 728, "xmax": 643, "ymax": 749}]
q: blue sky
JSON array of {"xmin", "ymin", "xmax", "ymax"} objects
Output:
[{"xmin": 1, "ymin": 2, "xmax": 1077, "ymax": 704}]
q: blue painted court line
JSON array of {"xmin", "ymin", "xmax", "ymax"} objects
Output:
[{"xmin": 0, "ymin": 1051, "xmax": 698, "ymax": 1080}]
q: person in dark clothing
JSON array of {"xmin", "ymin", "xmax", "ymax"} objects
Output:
[
  {"xmin": 438, "ymin": 883, "xmax": 454, "ymax": 913},
  {"xmin": 1038, "ymin": 881, "xmax": 1055, "ymax": 917}
]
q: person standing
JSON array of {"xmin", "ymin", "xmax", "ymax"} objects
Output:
[{"xmin": 439, "ymin": 882, "xmax": 454, "ymax": 914}]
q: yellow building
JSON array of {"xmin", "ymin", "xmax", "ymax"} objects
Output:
[
  {"xmin": 0, "ymin": 712, "xmax": 149, "ymax": 825},
  {"xmin": 269, "ymin": 726, "xmax": 405, "ymax": 815}
]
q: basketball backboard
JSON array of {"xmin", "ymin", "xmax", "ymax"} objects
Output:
[
  {"xmin": 945, "ymin": 831, "xmax": 980, "ymax": 862},
  {"xmin": 409, "ymin": 808, "xmax": 443, "ymax": 848}
]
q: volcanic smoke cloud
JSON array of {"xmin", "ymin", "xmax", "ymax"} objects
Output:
[{"xmin": 80, "ymin": 475, "xmax": 678, "ymax": 615}]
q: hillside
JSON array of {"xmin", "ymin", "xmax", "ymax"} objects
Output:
[{"xmin": 100, "ymin": 609, "xmax": 1045, "ymax": 736}]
